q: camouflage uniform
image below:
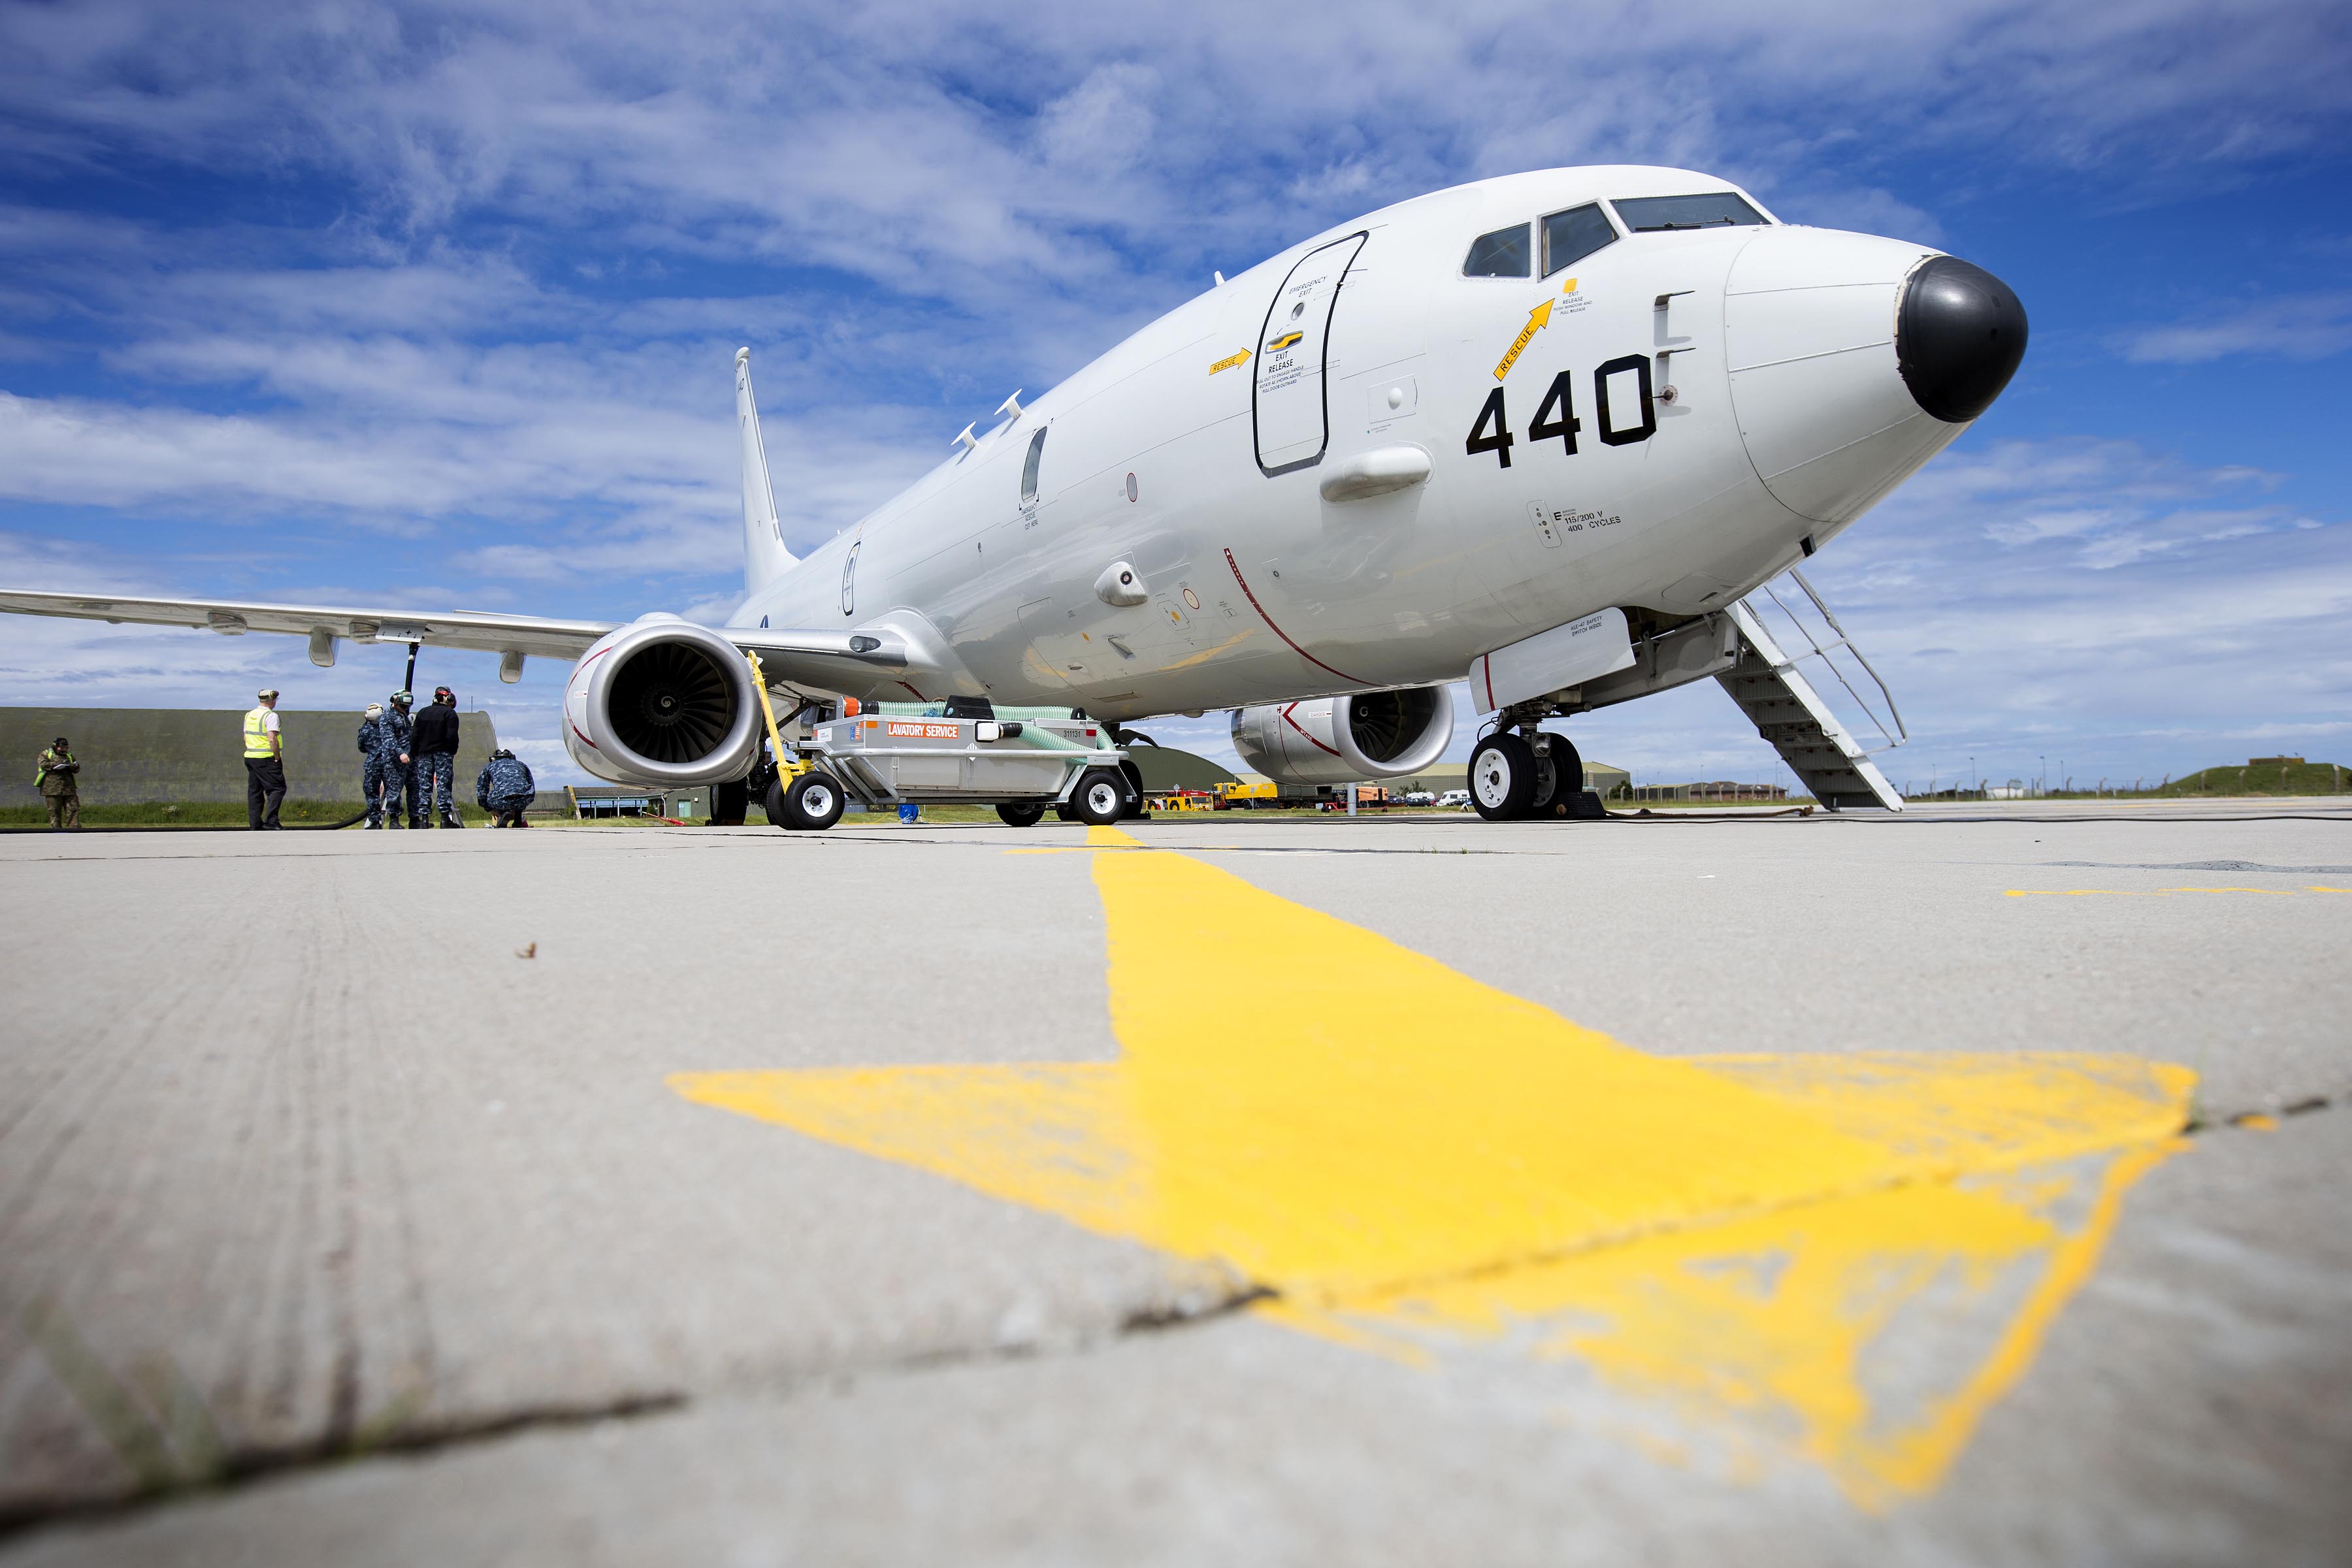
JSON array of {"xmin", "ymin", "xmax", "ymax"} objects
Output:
[
  {"xmin": 358, "ymin": 712, "xmax": 390, "ymax": 826},
  {"xmin": 475, "ymin": 751, "xmax": 537, "ymax": 827},
  {"xmin": 418, "ymin": 752, "xmax": 457, "ymax": 821},
  {"xmin": 410, "ymin": 696, "xmax": 461, "ymax": 825},
  {"xmin": 371, "ymin": 707, "xmax": 418, "ymax": 826},
  {"xmin": 36, "ymin": 744, "xmax": 80, "ymax": 830}
]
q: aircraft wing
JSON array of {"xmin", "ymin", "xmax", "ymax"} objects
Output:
[
  {"xmin": 0, "ymin": 587, "xmax": 923, "ymax": 693},
  {"xmin": 0, "ymin": 588, "xmax": 617, "ymax": 660}
]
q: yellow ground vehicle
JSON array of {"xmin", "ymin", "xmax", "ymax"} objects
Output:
[{"xmin": 1213, "ymin": 779, "xmax": 1278, "ymax": 809}]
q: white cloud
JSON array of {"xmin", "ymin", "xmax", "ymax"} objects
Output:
[
  {"xmin": 1037, "ymin": 64, "xmax": 1160, "ymax": 174},
  {"xmin": 2120, "ymin": 291, "xmax": 2352, "ymax": 364}
]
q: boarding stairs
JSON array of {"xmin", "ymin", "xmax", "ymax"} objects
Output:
[{"xmin": 1720, "ymin": 571, "xmax": 1907, "ymax": 811}]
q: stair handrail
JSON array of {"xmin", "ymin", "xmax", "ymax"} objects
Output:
[{"xmin": 1752, "ymin": 571, "xmax": 1908, "ymax": 753}]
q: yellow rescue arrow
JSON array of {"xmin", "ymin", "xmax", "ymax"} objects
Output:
[{"xmin": 1493, "ymin": 297, "xmax": 1554, "ymax": 381}]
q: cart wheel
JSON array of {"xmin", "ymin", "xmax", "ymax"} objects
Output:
[
  {"xmin": 1118, "ymin": 759, "xmax": 1149, "ymax": 819},
  {"xmin": 776, "ymin": 771, "xmax": 845, "ymax": 832},
  {"xmin": 996, "ymin": 802, "xmax": 1047, "ymax": 827},
  {"xmin": 1072, "ymin": 769, "xmax": 1128, "ymax": 826}
]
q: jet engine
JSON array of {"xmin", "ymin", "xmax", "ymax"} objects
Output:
[
  {"xmin": 1230, "ymin": 687, "xmax": 1454, "ymax": 786},
  {"xmin": 562, "ymin": 615, "xmax": 762, "ymax": 787}
]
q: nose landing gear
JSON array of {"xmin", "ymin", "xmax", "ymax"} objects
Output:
[
  {"xmin": 1470, "ymin": 731, "xmax": 1534, "ymax": 820},
  {"xmin": 1470, "ymin": 728, "xmax": 1592, "ymax": 821}
]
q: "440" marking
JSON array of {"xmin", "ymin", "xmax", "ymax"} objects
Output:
[{"xmin": 1465, "ymin": 355, "xmax": 1656, "ymax": 468}]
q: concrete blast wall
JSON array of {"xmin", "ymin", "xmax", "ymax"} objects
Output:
[{"xmin": 1, "ymin": 708, "xmax": 500, "ymax": 806}]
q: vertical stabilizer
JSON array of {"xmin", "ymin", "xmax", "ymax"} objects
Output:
[{"xmin": 735, "ymin": 348, "xmax": 797, "ymax": 593}]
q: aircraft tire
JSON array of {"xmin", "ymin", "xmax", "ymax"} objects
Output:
[
  {"xmin": 776, "ymin": 770, "xmax": 846, "ymax": 832},
  {"xmin": 1528, "ymin": 734, "xmax": 1582, "ymax": 817},
  {"xmin": 996, "ymin": 802, "xmax": 1048, "ymax": 827},
  {"xmin": 1470, "ymin": 732, "xmax": 1536, "ymax": 821},
  {"xmin": 1071, "ymin": 769, "xmax": 1128, "ymax": 826}
]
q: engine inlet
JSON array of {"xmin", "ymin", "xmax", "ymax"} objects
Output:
[{"xmin": 609, "ymin": 640, "xmax": 736, "ymax": 764}]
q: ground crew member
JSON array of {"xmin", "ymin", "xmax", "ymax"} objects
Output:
[
  {"xmin": 476, "ymin": 748, "xmax": 536, "ymax": 827},
  {"xmin": 375, "ymin": 691, "xmax": 417, "ymax": 827},
  {"xmin": 358, "ymin": 702, "xmax": 388, "ymax": 827},
  {"xmin": 410, "ymin": 685, "xmax": 463, "ymax": 828},
  {"xmin": 35, "ymin": 735, "xmax": 81, "ymax": 830},
  {"xmin": 244, "ymin": 688, "xmax": 286, "ymax": 830}
]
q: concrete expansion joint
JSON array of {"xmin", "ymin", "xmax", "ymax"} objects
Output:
[
  {"xmin": 0, "ymin": 1392, "xmax": 688, "ymax": 1543},
  {"xmin": 5, "ymin": 1280, "xmax": 1278, "ymax": 1539},
  {"xmin": 2188, "ymin": 1085, "xmax": 2347, "ymax": 1136}
]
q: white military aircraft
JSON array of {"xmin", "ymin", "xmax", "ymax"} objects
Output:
[{"xmin": 0, "ymin": 165, "xmax": 2023, "ymax": 826}]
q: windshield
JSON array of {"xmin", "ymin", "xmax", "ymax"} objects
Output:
[
  {"xmin": 1610, "ymin": 192, "xmax": 1768, "ymax": 233},
  {"xmin": 1462, "ymin": 223, "xmax": 1531, "ymax": 278},
  {"xmin": 1542, "ymin": 203, "xmax": 1616, "ymax": 277}
]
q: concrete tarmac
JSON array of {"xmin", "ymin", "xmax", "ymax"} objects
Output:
[{"xmin": 3, "ymin": 802, "xmax": 2347, "ymax": 1563}]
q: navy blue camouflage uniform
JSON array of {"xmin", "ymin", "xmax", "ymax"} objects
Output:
[
  {"xmin": 476, "ymin": 751, "xmax": 536, "ymax": 826},
  {"xmin": 410, "ymin": 698, "xmax": 461, "ymax": 823},
  {"xmin": 370, "ymin": 707, "xmax": 417, "ymax": 825},
  {"xmin": 358, "ymin": 713, "xmax": 388, "ymax": 825}
]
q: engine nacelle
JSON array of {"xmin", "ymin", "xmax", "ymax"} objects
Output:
[
  {"xmin": 1230, "ymin": 687, "xmax": 1454, "ymax": 786},
  {"xmin": 562, "ymin": 615, "xmax": 762, "ymax": 787}
]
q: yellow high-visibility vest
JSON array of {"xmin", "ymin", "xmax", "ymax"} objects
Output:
[{"xmin": 243, "ymin": 707, "xmax": 277, "ymax": 759}]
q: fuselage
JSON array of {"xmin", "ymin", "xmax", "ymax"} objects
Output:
[{"xmin": 736, "ymin": 165, "xmax": 1983, "ymax": 723}]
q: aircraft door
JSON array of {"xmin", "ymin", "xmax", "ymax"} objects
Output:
[{"xmin": 1253, "ymin": 232, "xmax": 1369, "ymax": 476}]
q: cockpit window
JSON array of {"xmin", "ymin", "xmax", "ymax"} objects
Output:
[
  {"xmin": 1541, "ymin": 203, "xmax": 1616, "ymax": 277},
  {"xmin": 1021, "ymin": 426, "xmax": 1047, "ymax": 504},
  {"xmin": 1610, "ymin": 192, "xmax": 1768, "ymax": 233},
  {"xmin": 1462, "ymin": 223, "xmax": 1531, "ymax": 278}
]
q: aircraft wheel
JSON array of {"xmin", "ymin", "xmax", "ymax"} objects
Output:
[
  {"xmin": 1526, "ymin": 747, "xmax": 1561, "ymax": 815},
  {"xmin": 1528, "ymin": 734, "xmax": 1582, "ymax": 817},
  {"xmin": 996, "ymin": 802, "xmax": 1047, "ymax": 827},
  {"xmin": 1470, "ymin": 732, "xmax": 1535, "ymax": 821},
  {"xmin": 1071, "ymin": 769, "xmax": 1128, "ymax": 826},
  {"xmin": 776, "ymin": 771, "xmax": 845, "ymax": 832}
]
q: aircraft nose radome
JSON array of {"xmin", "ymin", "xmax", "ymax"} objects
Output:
[
  {"xmin": 1725, "ymin": 229, "xmax": 1980, "ymax": 528},
  {"xmin": 1897, "ymin": 257, "xmax": 2028, "ymax": 424}
]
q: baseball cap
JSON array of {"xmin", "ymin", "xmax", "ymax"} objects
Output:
[
  {"xmin": 257, "ymin": 687, "xmax": 280, "ymax": 699},
  {"xmin": 390, "ymin": 689, "xmax": 412, "ymax": 704}
]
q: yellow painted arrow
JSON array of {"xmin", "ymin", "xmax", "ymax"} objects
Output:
[
  {"xmin": 1493, "ymin": 297, "xmax": 1554, "ymax": 381},
  {"xmin": 674, "ymin": 826, "xmax": 2194, "ymax": 1507}
]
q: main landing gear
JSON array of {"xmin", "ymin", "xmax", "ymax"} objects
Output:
[{"xmin": 1469, "ymin": 728, "xmax": 1595, "ymax": 822}]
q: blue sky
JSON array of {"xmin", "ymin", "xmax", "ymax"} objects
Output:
[{"xmin": 2, "ymin": 0, "xmax": 2347, "ymax": 792}]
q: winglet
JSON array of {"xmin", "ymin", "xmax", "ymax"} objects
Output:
[{"xmin": 735, "ymin": 348, "xmax": 798, "ymax": 592}]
